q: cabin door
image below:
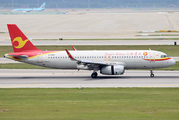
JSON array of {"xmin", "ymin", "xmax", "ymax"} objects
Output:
[
  {"xmin": 37, "ymin": 53, "xmax": 43, "ymax": 63},
  {"xmin": 150, "ymin": 52, "xmax": 155, "ymax": 62}
]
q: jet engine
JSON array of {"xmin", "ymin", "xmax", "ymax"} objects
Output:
[{"xmin": 100, "ymin": 65, "xmax": 125, "ymax": 75}]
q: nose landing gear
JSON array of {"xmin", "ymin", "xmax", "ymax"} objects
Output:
[{"xmin": 150, "ymin": 69, "xmax": 154, "ymax": 77}]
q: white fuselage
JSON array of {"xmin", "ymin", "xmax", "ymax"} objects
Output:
[{"xmin": 21, "ymin": 50, "xmax": 175, "ymax": 70}]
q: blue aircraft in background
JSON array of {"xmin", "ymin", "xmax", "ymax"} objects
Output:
[{"xmin": 12, "ymin": 2, "xmax": 45, "ymax": 12}]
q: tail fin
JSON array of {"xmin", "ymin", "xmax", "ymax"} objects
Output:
[
  {"xmin": 7, "ymin": 24, "xmax": 41, "ymax": 52},
  {"xmin": 40, "ymin": 2, "xmax": 45, "ymax": 9}
]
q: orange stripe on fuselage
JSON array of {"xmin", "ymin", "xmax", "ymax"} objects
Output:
[{"xmin": 143, "ymin": 57, "xmax": 171, "ymax": 61}]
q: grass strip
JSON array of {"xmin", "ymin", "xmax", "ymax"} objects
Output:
[
  {"xmin": 0, "ymin": 88, "xmax": 179, "ymax": 119},
  {"xmin": 0, "ymin": 61, "xmax": 179, "ymax": 70},
  {"xmin": 0, "ymin": 63, "xmax": 50, "ymax": 69},
  {"xmin": 1, "ymin": 45, "xmax": 179, "ymax": 57}
]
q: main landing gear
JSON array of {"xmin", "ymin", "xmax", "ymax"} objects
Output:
[
  {"xmin": 91, "ymin": 72, "xmax": 98, "ymax": 78},
  {"xmin": 150, "ymin": 69, "xmax": 154, "ymax": 77}
]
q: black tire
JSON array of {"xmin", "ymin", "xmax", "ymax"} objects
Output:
[
  {"xmin": 91, "ymin": 72, "xmax": 98, "ymax": 78},
  {"xmin": 150, "ymin": 74, "xmax": 154, "ymax": 77}
]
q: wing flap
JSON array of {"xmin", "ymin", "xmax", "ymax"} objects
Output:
[{"xmin": 80, "ymin": 59, "xmax": 108, "ymax": 65}]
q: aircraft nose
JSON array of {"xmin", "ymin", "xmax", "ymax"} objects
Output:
[{"xmin": 170, "ymin": 58, "xmax": 176, "ymax": 66}]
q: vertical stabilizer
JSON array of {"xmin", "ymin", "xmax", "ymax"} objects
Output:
[
  {"xmin": 40, "ymin": 2, "xmax": 46, "ymax": 9},
  {"xmin": 7, "ymin": 24, "xmax": 41, "ymax": 52}
]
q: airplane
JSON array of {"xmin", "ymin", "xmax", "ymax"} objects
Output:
[
  {"xmin": 12, "ymin": 2, "xmax": 45, "ymax": 12},
  {"xmin": 4, "ymin": 24, "xmax": 175, "ymax": 78}
]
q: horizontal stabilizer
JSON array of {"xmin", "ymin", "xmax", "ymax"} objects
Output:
[{"xmin": 8, "ymin": 55, "xmax": 28, "ymax": 59}]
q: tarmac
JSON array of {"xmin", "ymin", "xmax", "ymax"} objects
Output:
[
  {"xmin": 0, "ymin": 69, "xmax": 179, "ymax": 88},
  {"xmin": 0, "ymin": 39, "xmax": 179, "ymax": 46},
  {"xmin": 1, "ymin": 11, "xmax": 179, "ymax": 39}
]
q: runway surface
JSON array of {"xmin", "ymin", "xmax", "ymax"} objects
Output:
[
  {"xmin": 0, "ymin": 40, "xmax": 179, "ymax": 45},
  {"xmin": 0, "ymin": 69, "xmax": 179, "ymax": 88}
]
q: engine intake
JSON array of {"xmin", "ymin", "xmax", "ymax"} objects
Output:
[{"xmin": 100, "ymin": 65, "xmax": 125, "ymax": 75}]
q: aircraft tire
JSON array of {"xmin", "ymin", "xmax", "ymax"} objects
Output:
[
  {"xmin": 91, "ymin": 72, "xmax": 98, "ymax": 78},
  {"xmin": 150, "ymin": 74, "xmax": 154, "ymax": 77}
]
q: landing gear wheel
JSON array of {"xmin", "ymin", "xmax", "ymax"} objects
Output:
[
  {"xmin": 150, "ymin": 69, "xmax": 154, "ymax": 77},
  {"xmin": 91, "ymin": 72, "xmax": 98, "ymax": 78},
  {"xmin": 150, "ymin": 74, "xmax": 154, "ymax": 77}
]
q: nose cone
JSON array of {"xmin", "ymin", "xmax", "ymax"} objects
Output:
[{"xmin": 170, "ymin": 58, "xmax": 176, "ymax": 66}]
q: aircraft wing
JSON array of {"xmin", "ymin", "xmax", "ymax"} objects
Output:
[
  {"xmin": 80, "ymin": 59, "xmax": 109, "ymax": 65},
  {"xmin": 65, "ymin": 49, "xmax": 110, "ymax": 66}
]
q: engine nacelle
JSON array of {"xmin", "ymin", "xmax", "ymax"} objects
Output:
[{"xmin": 100, "ymin": 65, "xmax": 125, "ymax": 75}]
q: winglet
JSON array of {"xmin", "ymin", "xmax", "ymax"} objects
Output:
[
  {"xmin": 72, "ymin": 46, "xmax": 77, "ymax": 51},
  {"xmin": 65, "ymin": 49, "xmax": 76, "ymax": 61}
]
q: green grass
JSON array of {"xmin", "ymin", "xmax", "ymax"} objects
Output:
[
  {"xmin": 0, "ymin": 61, "xmax": 179, "ymax": 70},
  {"xmin": 0, "ymin": 63, "xmax": 50, "ymax": 69},
  {"xmin": 1, "ymin": 45, "xmax": 179, "ymax": 57},
  {"xmin": 0, "ymin": 88, "xmax": 179, "ymax": 120}
]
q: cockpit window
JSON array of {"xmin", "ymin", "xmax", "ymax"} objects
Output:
[{"xmin": 161, "ymin": 55, "xmax": 169, "ymax": 58}]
